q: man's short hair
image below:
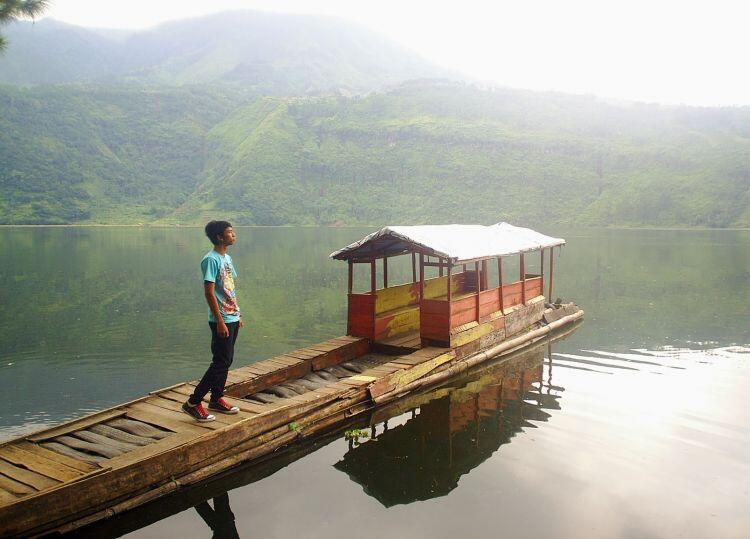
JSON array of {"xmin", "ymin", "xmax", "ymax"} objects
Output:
[{"xmin": 205, "ymin": 220, "xmax": 232, "ymax": 245}]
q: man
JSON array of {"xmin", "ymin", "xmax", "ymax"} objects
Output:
[{"xmin": 183, "ymin": 220, "xmax": 243, "ymax": 422}]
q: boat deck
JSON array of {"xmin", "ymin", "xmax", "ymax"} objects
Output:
[{"xmin": 0, "ymin": 335, "xmax": 453, "ymax": 536}]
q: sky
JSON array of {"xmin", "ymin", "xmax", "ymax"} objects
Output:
[{"xmin": 41, "ymin": 0, "xmax": 750, "ymax": 106}]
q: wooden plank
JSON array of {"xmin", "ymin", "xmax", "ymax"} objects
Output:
[
  {"xmin": 269, "ymin": 355, "xmax": 305, "ymax": 366},
  {"xmin": 225, "ymin": 361, "xmax": 312, "ymax": 399},
  {"xmin": 126, "ymin": 404, "xmax": 215, "ymax": 433},
  {"xmin": 37, "ymin": 442, "xmax": 106, "ymax": 465},
  {"xmin": 106, "ymin": 431, "xmax": 198, "ymax": 469},
  {"xmin": 0, "ymin": 488, "xmax": 16, "ymax": 504},
  {"xmin": 0, "ymin": 474, "xmax": 34, "ymax": 496},
  {"xmin": 26, "ymin": 409, "xmax": 127, "ymax": 442},
  {"xmin": 311, "ymin": 339, "xmax": 370, "ymax": 371},
  {"xmin": 0, "ymin": 445, "xmax": 84, "ymax": 482},
  {"xmin": 144, "ymin": 398, "xmax": 240, "ymax": 426},
  {"xmin": 369, "ymin": 351, "xmax": 455, "ymax": 399},
  {"xmin": 12, "ymin": 441, "xmax": 96, "ymax": 473},
  {"xmin": 0, "ymin": 459, "xmax": 60, "ymax": 491}
]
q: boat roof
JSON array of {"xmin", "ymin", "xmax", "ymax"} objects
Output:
[{"xmin": 329, "ymin": 222, "xmax": 565, "ymax": 264}]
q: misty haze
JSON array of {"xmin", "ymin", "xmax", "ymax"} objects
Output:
[{"xmin": 0, "ymin": 3, "xmax": 748, "ymax": 539}]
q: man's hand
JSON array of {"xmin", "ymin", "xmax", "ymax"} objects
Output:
[
  {"xmin": 217, "ymin": 321, "xmax": 230, "ymax": 338},
  {"xmin": 239, "ymin": 318, "xmax": 244, "ymax": 329}
]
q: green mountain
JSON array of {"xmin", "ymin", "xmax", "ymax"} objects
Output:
[
  {"xmin": 0, "ymin": 12, "xmax": 446, "ymax": 92},
  {"xmin": 2, "ymin": 82, "xmax": 748, "ymax": 227}
]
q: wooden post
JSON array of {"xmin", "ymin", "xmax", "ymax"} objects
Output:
[
  {"xmin": 412, "ymin": 252, "xmax": 417, "ymax": 283},
  {"xmin": 419, "ymin": 253, "xmax": 425, "ymax": 301},
  {"xmin": 383, "ymin": 257, "xmax": 388, "ymax": 288},
  {"xmin": 347, "ymin": 260, "xmax": 353, "ymax": 294},
  {"xmin": 447, "ymin": 262, "xmax": 452, "ymax": 302},
  {"xmin": 548, "ymin": 247, "xmax": 555, "ymax": 300},
  {"xmin": 475, "ymin": 261, "xmax": 480, "ymax": 322},
  {"xmin": 481, "ymin": 259, "xmax": 488, "ymax": 291},
  {"xmin": 540, "ymin": 248, "xmax": 545, "ymax": 297},
  {"xmin": 520, "ymin": 253, "xmax": 526, "ymax": 305},
  {"xmin": 370, "ymin": 244, "xmax": 376, "ymax": 294},
  {"xmin": 497, "ymin": 257, "xmax": 504, "ymax": 313},
  {"xmin": 347, "ymin": 260, "xmax": 353, "ymax": 335}
]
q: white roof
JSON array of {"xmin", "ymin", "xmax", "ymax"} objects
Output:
[{"xmin": 330, "ymin": 222, "xmax": 565, "ymax": 263}]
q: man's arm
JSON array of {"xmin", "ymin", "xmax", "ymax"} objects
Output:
[{"xmin": 204, "ymin": 281, "xmax": 229, "ymax": 338}]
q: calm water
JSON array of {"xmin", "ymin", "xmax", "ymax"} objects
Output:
[{"xmin": 0, "ymin": 227, "xmax": 748, "ymax": 538}]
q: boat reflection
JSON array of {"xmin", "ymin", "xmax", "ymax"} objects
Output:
[{"xmin": 334, "ymin": 339, "xmax": 561, "ymax": 506}]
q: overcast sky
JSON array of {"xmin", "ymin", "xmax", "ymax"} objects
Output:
[{"xmin": 41, "ymin": 0, "xmax": 749, "ymax": 106}]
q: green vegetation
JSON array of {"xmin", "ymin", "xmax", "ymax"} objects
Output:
[{"xmin": 1, "ymin": 82, "xmax": 748, "ymax": 228}]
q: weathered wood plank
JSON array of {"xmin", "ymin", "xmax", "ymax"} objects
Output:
[
  {"xmin": 126, "ymin": 404, "xmax": 215, "ymax": 433},
  {"xmin": 142, "ymin": 398, "xmax": 240, "ymax": 426},
  {"xmin": 368, "ymin": 350, "xmax": 455, "ymax": 399},
  {"xmin": 0, "ymin": 459, "xmax": 60, "ymax": 491},
  {"xmin": 26, "ymin": 410, "xmax": 127, "ymax": 443},
  {"xmin": 0, "ymin": 488, "xmax": 16, "ymax": 504},
  {"xmin": 12, "ymin": 441, "xmax": 96, "ymax": 473},
  {"xmin": 54, "ymin": 436, "xmax": 122, "ymax": 459},
  {"xmin": 106, "ymin": 432, "xmax": 199, "ymax": 469},
  {"xmin": 36, "ymin": 444, "xmax": 104, "ymax": 465},
  {"xmin": 0, "ymin": 474, "xmax": 34, "ymax": 496},
  {"xmin": 0, "ymin": 446, "xmax": 84, "ymax": 482}
]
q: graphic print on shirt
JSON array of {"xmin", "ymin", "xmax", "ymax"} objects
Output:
[{"xmin": 219, "ymin": 263, "xmax": 239, "ymax": 316}]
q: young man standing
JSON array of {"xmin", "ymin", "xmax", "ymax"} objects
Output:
[{"xmin": 183, "ymin": 220, "xmax": 243, "ymax": 422}]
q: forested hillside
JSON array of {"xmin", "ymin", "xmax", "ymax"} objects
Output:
[{"xmin": 2, "ymin": 82, "xmax": 748, "ymax": 227}]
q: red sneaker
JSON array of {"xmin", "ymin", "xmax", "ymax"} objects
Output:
[
  {"xmin": 208, "ymin": 397, "xmax": 240, "ymax": 414},
  {"xmin": 182, "ymin": 401, "xmax": 215, "ymax": 422}
]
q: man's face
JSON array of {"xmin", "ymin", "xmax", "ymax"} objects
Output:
[{"xmin": 219, "ymin": 227, "xmax": 236, "ymax": 246}]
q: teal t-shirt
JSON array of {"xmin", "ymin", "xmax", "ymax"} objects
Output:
[{"xmin": 201, "ymin": 251, "xmax": 241, "ymax": 323}]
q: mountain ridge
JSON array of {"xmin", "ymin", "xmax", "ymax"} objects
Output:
[{"xmin": 0, "ymin": 11, "xmax": 448, "ymax": 92}]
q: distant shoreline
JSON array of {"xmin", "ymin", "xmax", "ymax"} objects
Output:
[{"xmin": 0, "ymin": 224, "xmax": 748, "ymax": 231}]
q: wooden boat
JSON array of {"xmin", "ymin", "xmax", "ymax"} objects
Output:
[
  {"xmin": 0, "ymin": 223, "xmax": 583, "ymax": 537},
  {"xmin": 77, "ymin": 326, "xmax": 579, "ymax": 537}
]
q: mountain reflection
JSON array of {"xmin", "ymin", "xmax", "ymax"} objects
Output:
[{"xmin": 334, "ymin": 340, "xmax": 561, "ymax": 506}]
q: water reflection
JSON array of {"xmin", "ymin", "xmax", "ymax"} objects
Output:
[
  {"xmin": 334, "ymin": 339, "xmax": 557, "ymax": 506},
  {"xmin": 194, "ymin": 493, "xmax": 240, "ymax": 539}
]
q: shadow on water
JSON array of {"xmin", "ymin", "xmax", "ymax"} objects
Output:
[{"xmin": 68, "ymin": 323, "xmax": 580, "ymax": 538}]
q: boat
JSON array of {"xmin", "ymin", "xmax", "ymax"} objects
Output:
[
  {"xmin": 76, "ymin": 327, "xmax": 579, "ymax": 537},
  {"xmin": 0, "ymin": 223, "xmax": 583, "ymax": 537}
]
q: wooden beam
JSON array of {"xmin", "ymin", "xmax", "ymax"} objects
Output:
[
  {"xmin": 481, "ymin": 259, "xmax": 488, "ymax": 291},
  {"xmin": 347, "ymin": 260, "xmax": 353, "ymax": 294},
  {"xmin": 411, "ymin": 252, "xmax": 417, "ymax": 283},
  {"xmin": 419, "ymin": 253, "xmax": 425, "ymax": 301},
  {"xmin": 498, "ymin": 257, "xmax": 504, "ymax": 313},
  {"xmin": 370, "ymin": 243, "xmax": 376, "ymax": 294},
  {"xmin": 520, "ymin": 253, "xmax": 526, "ymax": 305},
  {"xmin": 439, "ymin": 257, "xmax": 444, "ymax": 277},
  {"xmin": 548, "ymin": 247, "xmax": 555, "ymax": 300},
  {"xmin": 447, "ymin": 263, "xmax": 452, "ymax": 302},
  {"xmin": 475, "ymin": 261, "xmax": 480, "ymax": 322},
  {"xmin": 540, "ymin": 248, "xmax": 545, "ymax": 298},
  {"xmin": 383, "ymin": 257, "xmax": 388, "ymax": 288}
]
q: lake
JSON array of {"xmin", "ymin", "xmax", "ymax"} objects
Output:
[{"xmin": 1, "ymin": 227, "xmax": 748, "ymax": 538}]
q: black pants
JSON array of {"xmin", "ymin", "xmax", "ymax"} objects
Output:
[{"xmin": 190, "ymin": 321, "xmax": 240, "ymax": 404}]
